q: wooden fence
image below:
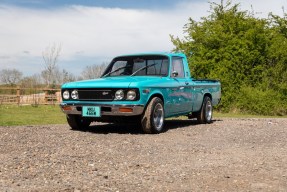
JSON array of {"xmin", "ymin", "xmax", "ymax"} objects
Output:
[{"xmin": 0, "ymin": 87, "xmax": 62, "ymax": 105}]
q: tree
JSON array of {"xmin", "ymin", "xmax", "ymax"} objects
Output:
[
  {"xmin": 264, "ymin": 13, "xmax": 287, "ymax": 95},
  {"xmin": 0, "ymin": 69, "xmax": 23, "ymax": 86},
  {"xmin": 59, "ymin": 69, "xmax": 76, "ymax": 84},
  {"xmin": 20, "ymin": 74, "xmax": 42, "ymax": 89},
  {"xmin": 81, "ymin": 62, "xmax": 108, "ymax": 80},
  {"xmin": 171, "ymin": 0, "xmax": 287, "ymax": 115},
  {"xmin": 42, "ymin": 43, "xmax": 61, "ymax": 86}
]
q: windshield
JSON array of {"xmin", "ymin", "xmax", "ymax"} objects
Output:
[{"xmin": 103, "ymin": 55, "xmax": 169, "ymax": 77}]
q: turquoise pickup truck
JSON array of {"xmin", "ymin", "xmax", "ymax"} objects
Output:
[{"xmin": 60, "ymin": 52, "xmax": 221, "ymax": 133}]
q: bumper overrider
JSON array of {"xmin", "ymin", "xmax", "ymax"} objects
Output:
[{"xmin": 60, "ymin": 103, "xmax": 145, "ymax": 116}]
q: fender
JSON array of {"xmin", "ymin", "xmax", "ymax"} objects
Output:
[{"xmin": 145, "ymin": 88, "xmax": 165, "ymax": 107}]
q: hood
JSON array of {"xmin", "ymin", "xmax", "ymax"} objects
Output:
[{"xmin": 61, "ymin": 76, "xmax": 165, "ymax": 89}]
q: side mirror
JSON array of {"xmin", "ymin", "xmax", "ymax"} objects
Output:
[{"xmin": 172, "ymin": 71, "xmax": 178, "ymax": 78}]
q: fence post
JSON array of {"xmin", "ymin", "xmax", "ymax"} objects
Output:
[
  {"xmin": 44, "ymin": 88, "xmax": 48, "ymax": 104},
  {"xmin": 16, "ymin": 86, "xmax": 21, "ymax": 106}
]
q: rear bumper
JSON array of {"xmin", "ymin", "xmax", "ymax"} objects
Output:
[{"xmin": 60, "ymin": 103, "xmax": 144, "ymax": 116}]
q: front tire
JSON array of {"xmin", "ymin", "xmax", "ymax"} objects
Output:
[
  {"xmin": 66, "ymin": 115, "xmax": 91, "ymax": 130},
  {"xmin": 141, "ymin": 97, "xmax": 165, "ymax": 134},
  {"xmin": 196, "ymin": 96, "xmax": 212, "ymax": 124}
]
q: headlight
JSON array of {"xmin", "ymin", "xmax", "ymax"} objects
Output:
[
  {"xmin": 127, "ymin": 90, "xmax": 136, "ymax": 100},
  {"xmin": 71, "ymin": 90, "xmax": 79, "ymax": 99},
  {"xmin": 63, "ymin": 90, "xmax": 70, "ymax": 100},
  {"xmin": 115, "ymin": 89, "xmax": 124, "ymax": 100}
]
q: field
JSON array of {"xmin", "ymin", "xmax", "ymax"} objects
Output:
[{"xmin": 0, "ymin": 105, "xmax": 66, "ymax": 126}]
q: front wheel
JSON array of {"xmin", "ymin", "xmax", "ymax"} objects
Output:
[
  {"xmin": 66, "ymin": 115, "xmax": 91, "ymax": 130},
  {"xmin": 141, "ymin": 97, "xmax": 165, "ymax": 134},
  {"xmin": 196, "ymin": 96, "xmax": 213, "ymax": 124}
]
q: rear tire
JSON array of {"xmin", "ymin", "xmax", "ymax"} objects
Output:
[
  {"xmin": 141, "ymin": 97, "xmax": 165, "ymax": 134},
  {"xmin": 196, "ymin": 96, "xmax": 212, "ymax": 124},
  {"xmin": 67, "ymin": 115, "xmax": 91, "ymax": 130}
]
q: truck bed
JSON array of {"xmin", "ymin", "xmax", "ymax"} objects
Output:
[{"xmin": 192, "ymin": 78, "xmax": 220, "ymax": 83}]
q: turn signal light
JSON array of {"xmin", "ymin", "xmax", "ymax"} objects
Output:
[
  {"xmin": 119, "ymin": 107, "xmax": 133, "ymax": 113},
  {"xmin": 62, "ymin": 106, "xmax": 72, "ymax": 111}
]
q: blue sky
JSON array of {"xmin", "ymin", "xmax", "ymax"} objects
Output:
[
  {"xmin": 0, "ymin": 0, "xmax": 189, "ymax": 9},
  {"xmin": 0, "ymin": 0, "xmax": 286, "ymax": 77}
]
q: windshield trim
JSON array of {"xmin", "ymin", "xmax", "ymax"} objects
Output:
[{"xmin": 102, "ymin": 55, "xmax": 170, "ymax": 78}]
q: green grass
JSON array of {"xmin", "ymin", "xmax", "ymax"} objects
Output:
[
  {"xmin": 169, "ymin": 111, "xmax": 287, "ymax": 121},
  {"xmin": 0, "ymin": 105, "xmax": 286, "ymax": 126},
  {"xmin": 213, "ymin": 112, "xmax": 287, "ymax": 118},
  {"xmin": 0, "ymin": 105, "xmax": 66, "ymax": 126}
]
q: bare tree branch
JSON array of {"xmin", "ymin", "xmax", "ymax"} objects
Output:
[
  {"xmin": 42, "ymin": 43, "xmax": 62, "ymax": 86},
  {"xmin": 81, "ymin": 62, "xmax": 108, "ymax": 80},
  {"xmin": 0, "ymin": 69, "xmax": 23, "ymax": 86}
]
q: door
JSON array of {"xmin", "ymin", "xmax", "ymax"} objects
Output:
[{"xmin": 168, "ymin": 57, "xmax": 192, "ymax": 114}]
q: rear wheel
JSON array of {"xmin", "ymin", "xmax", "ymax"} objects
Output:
[
  {"xmin": 141, "ymin": 97, "xmax": 165, "ymax": 134},
  {"xmin": 196, "ymin": 96, "xmax": 212, "ymax": 124},
  {"xmin": 66, "ymin": 115, "xmax": 91, "ymax": 130}
]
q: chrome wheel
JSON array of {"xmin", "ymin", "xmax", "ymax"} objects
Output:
[
  {"xmin": 153, "ymin": 103, "xmax": 164, "ymax": 130},
  {"xmin": 205, "ymin": 100, "xmax": 212, "ymax": 121},
  {"xmin": 141, "ymin": 97, "xmax": 165, "ymax": 134},
  {"xmin": 196, "ymin": 96, "xmax": 212, "ymax": 124}
]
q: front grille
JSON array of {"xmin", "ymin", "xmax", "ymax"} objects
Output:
[
  {"xmin": 61, "ymin": 88, "xmax": 140, "ymax": 101},
  {"xmin": 78, "ymin": 90, "xmax": 114, "ymax": 101}
]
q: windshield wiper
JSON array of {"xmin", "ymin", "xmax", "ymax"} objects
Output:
[
  {"xmin": 130, "ymin": 63, "xmax": 156, "ymax": 76},
  {"xmin": 102, "ymin": 66, "xmax": 129, "ymax": 78}
]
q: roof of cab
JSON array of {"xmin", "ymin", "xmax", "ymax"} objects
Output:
[{"xmin": 116, "ymin": 52, "xmax": 186, "ymax": 58}]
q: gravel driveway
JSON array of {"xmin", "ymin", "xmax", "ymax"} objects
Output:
[{"xmin": 0, "ymin": 118, "xmax": 286, "ymax": 191}]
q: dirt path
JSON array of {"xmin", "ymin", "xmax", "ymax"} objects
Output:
[{"xmin": 0, "ymin": 118, "xmax": 286, "ymax": 191}]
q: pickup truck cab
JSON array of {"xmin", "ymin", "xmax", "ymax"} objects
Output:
[{"xmin": 60, "ymin": 52, "xmax": 221, "ymax": 133}]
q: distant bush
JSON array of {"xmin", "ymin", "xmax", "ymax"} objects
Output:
[
  {"xmin": 171, "ymin": 1, "xmax": 287, "ymax": 115},
  {"xmin": 234, "ymin": 86, "xmax": 287, "ymax": 116}
]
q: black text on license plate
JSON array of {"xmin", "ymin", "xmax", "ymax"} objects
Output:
[{"xmin": 82, "ymin": 106, "xmax": 101, "ymax": 117}]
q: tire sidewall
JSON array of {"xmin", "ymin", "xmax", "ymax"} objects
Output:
[
  {"xmin": 141, "ymin": 97, "xmax": 165, "ymax": 134},
  {"xmin": 67, "ymin": 115, "xmax": 91, "ymax": 130},
  {"xmin": 150, "ymin": 98, "xmax": 165, "ymax": 133}
]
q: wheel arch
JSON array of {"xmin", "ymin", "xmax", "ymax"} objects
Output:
[
  {"xmin": 144, "ymin": 91, "xmax": 164, "ymax": 111},
  {"xmin": 203, "ymin": 93, "xmax": 212, "ymax": 101},
  {"xmin": 146, "ymin": 93, "xmax": 164, "ymax": 106},
  {"xmin": 196, "ymin": 93, "xmax": 212, "ymax": 113}
]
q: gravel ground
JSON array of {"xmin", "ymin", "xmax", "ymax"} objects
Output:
[{"xmin": 0, "ymin": 118, "xmax": 287, "ymax": 192}]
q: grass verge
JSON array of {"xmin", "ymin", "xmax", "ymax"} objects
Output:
[
  {"xmin": 213, "ymin": 112, "xmax": 287, "ymax": 118},
  {"xmin": 1, "ymin": 105, "xmax": 286, "ymax": 126},
  {"xmin": 0, "ymin": 105, "xmax": 66, "ymax": 126}
]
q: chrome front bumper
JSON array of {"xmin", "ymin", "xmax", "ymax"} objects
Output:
[{"xmin": 60, "ymin": 103, "xmax": 145, "ymax": 116}]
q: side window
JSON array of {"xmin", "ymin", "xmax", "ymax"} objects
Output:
[{"xmin": 172, "ymin": 57, "xmax": 185, "ymax": 78}]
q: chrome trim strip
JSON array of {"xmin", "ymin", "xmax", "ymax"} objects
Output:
[{"xmin": 60, "ymin": 103, "xmax": 144, "ymax": 116}]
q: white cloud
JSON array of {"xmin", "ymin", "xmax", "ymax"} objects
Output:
[
  {"xmin": 0, "ymin": 0, "xmax": 285, "ymax": 75},
  {"xmin": 233, "ymin": 0, "xmax": 286, "ymax": 17}
]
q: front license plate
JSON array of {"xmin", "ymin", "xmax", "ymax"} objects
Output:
[{"xmin": 82, "ymin": 106, "xmax": 101, "ymax": 117}]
